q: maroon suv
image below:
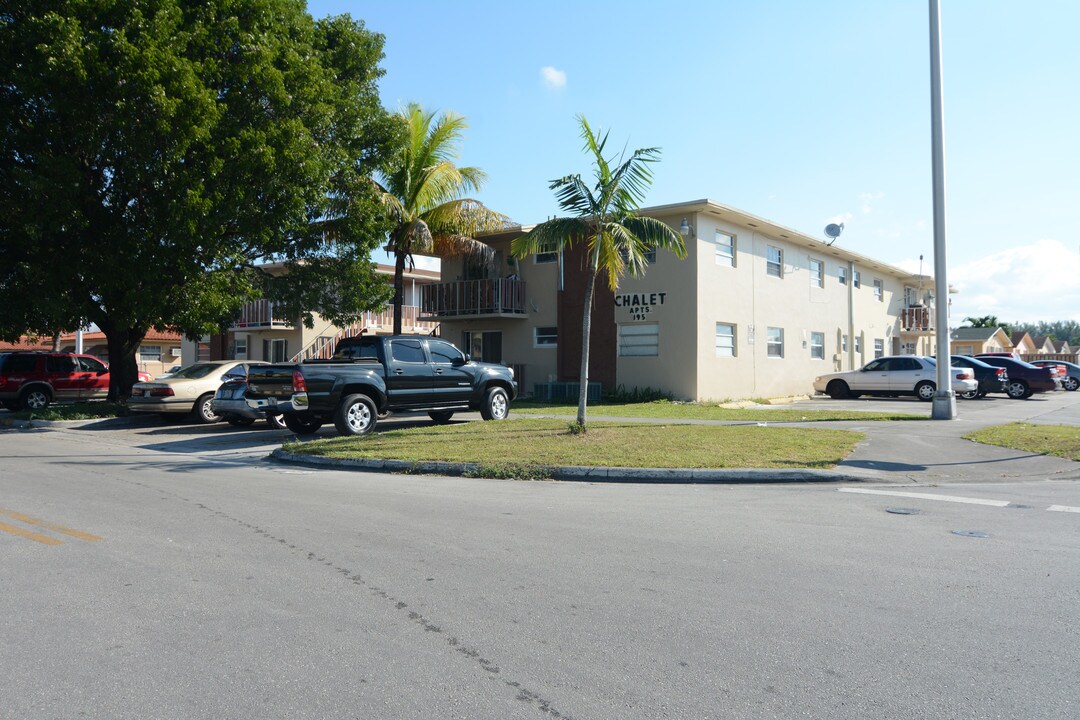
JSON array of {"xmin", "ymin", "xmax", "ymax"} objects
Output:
[{"xmin": 0, "ymin": 352, "xmax": 114, "ymax": 410}]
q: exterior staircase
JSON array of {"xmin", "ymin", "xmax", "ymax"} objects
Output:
[{"xmin": 288, "ymin": 306, "xmax": 437, "ymax": 362}]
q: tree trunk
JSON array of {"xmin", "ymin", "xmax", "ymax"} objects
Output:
[
  {"xmin": 392, "ymin": 249, "xmax": 406, "ymax": 336},
  {"xmin": 99, "ymin": 320, "xmax": 146, "ymax": 402},
  {"xmin": 577, "ymin": 245, "xmax": 601, "ymax": 429}
]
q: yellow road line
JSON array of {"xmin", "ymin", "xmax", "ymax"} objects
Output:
[
  {"xmin": 0, "ymin": 521, "xmax": 64, "ymax": 545},
  {"xmin": 0, "ymin": 508, "xmax": 103, "ymax": 542}
]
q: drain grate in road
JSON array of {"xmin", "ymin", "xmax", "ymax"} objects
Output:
[
  {"xmin": 885, "ymin": 507, "xmax": 921, "ymax": 515},
  {"xmin": 951, "ymin": 530, "xmax": 990, "ymax": 538}
]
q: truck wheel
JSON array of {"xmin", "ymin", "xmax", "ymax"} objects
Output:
[
  {"xmin": 284, "ymin": 414, "xmax": 323, "ymax": 435},
  {"xmin": 334, "ymin": 394, "xmax": 377, "ymax": 436},
  {"xmin": 19, "ymin": 387, "xmax": 51, "ymax": 411},
  {"xmin": 428, "ymin": 410, "xmax": 454, "ymax": 424},
  {"xmin": 193, "ymin": 393, "xmax": 221, "ymax": 423},
  {"xmin": 266, "ymin": 414, "xmax": 288, "ymax": 430},
  {"xmin": 480, "ymin": 387, "xmax": 510, "ymax": 421}
]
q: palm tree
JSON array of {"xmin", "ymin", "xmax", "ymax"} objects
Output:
[
  {"xmin": 511, "ymin": 115, "xmax": 686, "ymax": 430},
  {"xmin": 376, "ymin": 104, "xmax": 511, "ymax": 334}
]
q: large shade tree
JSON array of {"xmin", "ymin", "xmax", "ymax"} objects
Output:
[
  {"xmin": 512, "ymin": 115, "xmax": 686, "ymax": 429},
  {"xmin": 376, "ymin": 103, "xmax": 511, "ymax": 335},
  {"xmin": 0, "ymin": 1, "xmax": 401, "ymax": 400}
]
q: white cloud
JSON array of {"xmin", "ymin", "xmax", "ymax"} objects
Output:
[
  {"xmin": 859, "ymin": 191, "xmax": 885, "ymax": 214},
  {"xmin": 826, "ymin": 212, "xmax": 853, "ymax": 226},
  {"xmin": 947, "ymin": 239, "xmax": 1080, "ymax": 323},
  {"xmin": 540, "ymin": 66, "xmax": 567, "ymax": 89}
]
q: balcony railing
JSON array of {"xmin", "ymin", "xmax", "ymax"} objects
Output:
[
  {"xmin": 234, "ymin": 300, "xmax": 293, "ymax": 329},
  {"xmin": 420, "ymin": 279, "xmax": 527, "ymax": 318},
  {"xmin": 900, "ymin": 305, "xmax": 934, "ymax": 333}
]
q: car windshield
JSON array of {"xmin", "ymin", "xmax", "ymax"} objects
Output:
[{"xmin": 167, "ymin": 363, "xmax": 222, "ymax": 380}]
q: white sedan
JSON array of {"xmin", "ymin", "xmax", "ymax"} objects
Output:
[
  {"xmin": 813, "ymin": 355, "xmax": 978, "ymax": 401},
  {"xmin": 129, "ymin": 361, "xmax": 266, "ymax": 423}
]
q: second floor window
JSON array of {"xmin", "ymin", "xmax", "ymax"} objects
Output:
[
  {"xmin": 715, "ymin": 231, "xmax": 736, "ymax": 267},
  {"xmin": 767, "ymin": 246, "xmax": 783, "ymax": 278},
  {"xmin": 809, "ymin": 259, "xmax": 824, "ymax": 288},
  {"xmin": 873, "ymin": 279, "xmax": 883, "ymax": 301},
  {"xmin": 853, "ymin": 270, "xmax": 861, "ymax": 288},
  {"xmin": 534, "ymin": 241, "xmax": 558, "ymax": 264},
  {"xmin": 839, "ymin": 267, "xmax": 847, "ymax": 285}
]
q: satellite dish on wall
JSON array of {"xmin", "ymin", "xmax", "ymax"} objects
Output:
[{"xmin": 824, "ymin": 222, "xmax": 844, "ymax": 245}]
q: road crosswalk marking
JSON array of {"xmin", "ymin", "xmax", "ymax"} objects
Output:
[
  {"xmin": 838, "ymin": 488, "xmax": 1010, "ymax": 506},
  {"xmin": 1047, "ymin": 505, "xmax": 1080, "ymax": 513}
]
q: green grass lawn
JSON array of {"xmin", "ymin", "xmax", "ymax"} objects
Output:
[
  {"xmin": 512, "ymin": 399, "xmax": 925, "ymax": 422},
  {"xmin": 283, "ymin": 417, "xmax": 862, "ymax": 474},
  {"xmin": 3, "ymin": 401, "xmax": 133, "ymax": 421},
  {"xmin": 965, "ymin": 423, "xmax": 1080, "ymax": 462}
]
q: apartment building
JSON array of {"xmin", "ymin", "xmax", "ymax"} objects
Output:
[{"xmin": 422, "ymin": 199, "xmax": 941, "ymax": 401}]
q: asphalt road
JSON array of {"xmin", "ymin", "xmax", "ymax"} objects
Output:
[{"xmin": 1, "ymin": 401, "xmax": 1078, "ymax": 719}]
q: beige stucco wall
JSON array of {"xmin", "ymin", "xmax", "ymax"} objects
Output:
[{"xmin": 437, "ymin": 238, "xmax": 560, "ymax": 393}]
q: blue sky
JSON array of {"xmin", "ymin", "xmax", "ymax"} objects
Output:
[{"xmin": 309, "ymin": 0, "xmax": 1079, "ymax": 324}]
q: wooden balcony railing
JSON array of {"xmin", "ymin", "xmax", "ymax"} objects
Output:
[
  {"xmin": 234, "ymin": 300, "xmax": 293, "ymax": 329},
  {"xmin": 420, "ymin": 279, "xmax": 527, "ymax": 318},
  {"xmin": 900, "ymin": 305, "xmax": 934, "ymax": 333}
]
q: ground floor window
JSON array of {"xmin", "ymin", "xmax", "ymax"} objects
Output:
[
  {"xmin": 810, "ymin": 332, "xmax": 825, "ymax": 359},
  {"xmin": 767, "ymin": 327, "xmax": 784, "ymax": 358},
  {"xmin": 233, "ymin": 337, "xmax": 248, "ymax": 359},
  {"xmin": 265, "ymin": 338, "xmax": 288, "ymax": 363},
  {"xmin": 463, "ymin": 330, "xmax": 503, "ymax": 363},
  {"xmin": 619, "ymin": 323, "xmax": 659, "ymax": 357},
  {"xmin": 874, "ymin": 339, "xmax": 884, "ymax": 358},
  {"xmin": 139, "ymin": 345, "xmax": 161, "ymax": 362},
  {"xmin": 197, "ymin": 342, "xmax": 210, "ymax": 361},
  {"xmin": 534, "ymin": 326, "xmax": 558, "ymax": 347},
  {"xmin": 715, "ymin": 323, "xmax": 736, "ymax": 357}
]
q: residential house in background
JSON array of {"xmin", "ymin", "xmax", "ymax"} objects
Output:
[
  {"xmin": 1010, "ymin": 331, "xmax": 1037, "ymax": 355},
  {"xmin": 422, "ymin": 198, "xmax": 942, "ymax": 401},
  {"xmin": 1030, "ymin": 335, "xmax": 1058, "ymax": 354},
  {"xmin": 950, "ymin": 326, "xmax": 1013, "ymax": 356},
  {"xmin": 0, "ymin": 330, "xmax": 183, "ymax": 378},
  {"xmin": 182, "ymin": 262, "xmax": 440, "ymax": 366}
]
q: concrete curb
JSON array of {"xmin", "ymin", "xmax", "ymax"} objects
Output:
[{"xmin": 270, "ymin": 448, "xmax": 871, "ymax": 484}]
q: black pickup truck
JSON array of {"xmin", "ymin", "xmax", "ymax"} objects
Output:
[{"xmin": 244, "ymin": 334, "xmax": 517, "ymax": 436}]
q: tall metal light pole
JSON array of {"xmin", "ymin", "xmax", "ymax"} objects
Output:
[{"xmin": 929, "ymin": 0, "xmax": 956, "ymax": 419}]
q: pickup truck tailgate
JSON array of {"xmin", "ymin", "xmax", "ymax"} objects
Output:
[{"xmin": 245, "ymin": 366, "xmax": 297, "ymax": 400}]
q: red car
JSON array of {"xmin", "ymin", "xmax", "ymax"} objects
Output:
[{"xmin": 0, "ymin": 351, "xmax": 148, "ymax": 410}]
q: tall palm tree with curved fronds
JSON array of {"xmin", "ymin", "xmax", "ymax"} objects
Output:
[
  {"xmin": 377, "ymin": 104, "xmax": 512, "ymax": 334},
  {"xmin": 511, "ymin": 115, "xmax": 686, "ymax": 430}
]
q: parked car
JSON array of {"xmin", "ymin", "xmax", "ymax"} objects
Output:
[
  {"xmin": 156, "ymin": 364, "xmax": 182, "ymax": 379},
  {"xmin": 949, "ymin": 355, "xmax": 1007, "ymax": 399},
  {"xmin": 813, "ymin": 355, "xmax": 977, "ymax": 401},
  {"xmin": 212, "ymin": 365, "xmax": 285, "ymax": 429},
  {"xmin": 1029, "ymin": 359, "xmax": 1080, "ymax": 392},
  {"xmin": 973, "ymin": 355, "xmax": 1060, "ymax": 398},
  {"xmin": 245, "ymin": 334, "xmax": 517, "ymax": 436},
  {"xmin": 129, "ymin": 360, "xmax": 265, "ymax": 423},
  {"xmin": 0, "ymin": 351, "xmax": 129, "ymax": 410}
]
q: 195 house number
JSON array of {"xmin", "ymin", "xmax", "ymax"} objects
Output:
[{"xmin": 629, "ymin": 306, "xmax": 651, "ymax": 321}]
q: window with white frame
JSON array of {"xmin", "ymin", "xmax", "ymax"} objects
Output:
[
  {"xmin": 766, "ymin": 246, "xmax": 783, "ymax": 278},
  {"xmin": 139, "ymin": 345, "xmax": 161, "ymax": 361},
  {"xmin": 855, "ymin": 336, "xmax": 862, "ymax": 354},
  {"xmin": 853, "ymin": 270, "xmax": 861, "ymax": 288},
  {"xmin": 715, "ymin": 231, "xmax": 736, "ymax": 267},
  {"xmin": 873, "ymin": 278, "xmax": 883, "ymax": 301},
  {"xmin": 233, "ymin": 337, "xmax": 247, "ymax": 359},
  {"xmin": 842, "ymin": 334, "xmax": 848, "ymax": 352},
  {"xmin": 534, "ymin": 326, "xmax": 558, "ymax": 347},
  {"xmin": 838, "ymin": 266, "xmax": 847, "ymax": 285},
  {"xmin": 766, "ymin": 327, "xmax": 784, "ymax": 357},
  {"xmin": 809, "ymin": 259, "xmax": 824, "ymax": 288},
  {"xmin": 810, "ymin": 332, "xmax": 825, "ymax": 359},
  {"xmin": 619, "ymin": 323, "xmax": 659, "ymax": 357},
  {"xmin": 534, "ymin": 241, "xmax": 558, "ymax": 264},
  {"xmin": 715, "ymin": 323, "xmax": 736, "ymax": 357},
  {"xmin": 874, "ymin": 339, "xmax": 884, "ymax": 358}
]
